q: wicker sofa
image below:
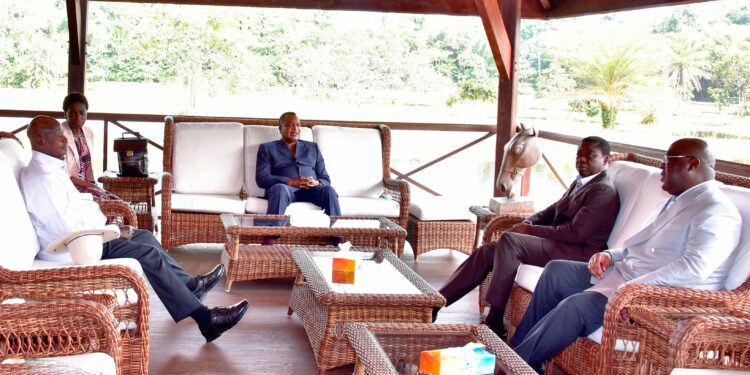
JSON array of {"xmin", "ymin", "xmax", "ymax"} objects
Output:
[
  {"xmin": 0, "ymin": 138, "xmax": 150, "ymax": 375},
  {"xmin": 160, "ymin": 116, "xmax": 410, "ymax": 249},
  {"xmin": 480, "ymin": 153, "xmax": 750, "ymax": 374}
]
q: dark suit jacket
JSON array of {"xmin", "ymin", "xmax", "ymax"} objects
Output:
[
  {"xmin": 526, "ymin": 171, "xmax": 619, "ymax": 253},
  {"xmin": 256, "ymin": 140, "xmax": 331, "ymax": 189}
]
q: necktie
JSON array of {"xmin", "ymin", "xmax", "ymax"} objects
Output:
[
  {"xmin": 573, "ymin": 177, "xmax": 583, "ymax": 193},
  {"xmin": 658, "ymin": 196, "xmax": 676, "ymax": 217}
]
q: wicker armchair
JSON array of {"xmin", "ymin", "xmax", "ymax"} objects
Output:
[
  {"xmin": 549, "ymin": 278, "xmax": 750, "ymax": 375},
  {"xmin": 0, "ymin": 298, "xmax": 121, "ymax": 375},
  {"xmin": 0, "ymin": 264, "xmax": 150, "ymax": 375}
]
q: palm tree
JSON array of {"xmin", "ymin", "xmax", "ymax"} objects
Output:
[
  {"xmin": 666, "ymin": 36, "xmax": 709, "ymax": 101},
  {"xmin": 570, "ymin": 41, "xmax": 644, "ymax": 128}
]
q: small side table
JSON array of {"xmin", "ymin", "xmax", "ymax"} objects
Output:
[{"xmin": 98, "ymin": 174, "xmax": 158, "ymax": 232}]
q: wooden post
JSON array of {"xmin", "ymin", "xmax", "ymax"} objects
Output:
[
  {"xmin": 493, "ymin": 0, "xmax": 521, "ymax": 197},
  {"xmin": 66, "ymin": 0, "xmax": 88, "ymax": 94}
]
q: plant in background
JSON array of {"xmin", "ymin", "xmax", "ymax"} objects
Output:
[
  {"xmin": 568, "ymin": 97, "xmax": 600, "ymax": 117},
  {"xmin": 568, "ymin": 39, "xmax": 647, "ymax": 129},
  {"xmin": 666, "ymin": 35, "xmax": 709, "ymax": 102},
  {"xmin": 640, "ymin": 109, "xmax": 656, "ymax": 125}
]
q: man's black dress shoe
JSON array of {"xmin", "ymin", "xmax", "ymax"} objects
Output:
[
  {"xmin": 193, "ymin": 264, "xmax": 225, "ymax": 302},
  {"xmin": 199, "ymin": 300, "xmax": 249, "ymax": 342}
]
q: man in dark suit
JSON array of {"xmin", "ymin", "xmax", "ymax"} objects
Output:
[
  {"xmin": 435, "ymin": 136, "xmax": 620, "ymax": 338},
  {"xmin": 256, "ymin": 112, "xmax": 341, "ymax": 223}
]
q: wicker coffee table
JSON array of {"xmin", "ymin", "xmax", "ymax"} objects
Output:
[
  {"xmin": 344, "ymin": 322, "xmax": 538, "ymax": 375},
  {"xmin": 220, "ymin": 214, "xmax": 407, "ymax": 291},
  {"xmin": 287, "ymin": 248, "xmax": 445, "ymax": 374}
]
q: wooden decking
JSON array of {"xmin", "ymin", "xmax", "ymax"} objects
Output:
[{"xmin": 149, "ymin": 244, "xmax": 481, "ymax": 374}]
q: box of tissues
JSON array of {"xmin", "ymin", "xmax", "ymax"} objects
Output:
[
  {"xmin": 419, "ymin": 343, "xmax": 495, "ymax": 375},
  {"xmin": 332, "ymin": 242, "xmax": 358, "ymax": 284}
]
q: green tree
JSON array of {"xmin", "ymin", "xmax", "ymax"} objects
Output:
[
  {"xmin": 652, "ymin": 7, "xmax": 698, "ymax": 34},
  {"xmin": 569, "ymin": 41, "xmax": 646, "ymax": 128},
  {"xmin": 666, "ymin": 36, "xmax": 709, "ymax": 101},
  {"xmin": 726, "ymin": 6, "xmax": 750, "ymax": 25}
]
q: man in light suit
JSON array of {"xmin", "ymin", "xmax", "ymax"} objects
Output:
[
  {"xmin": 436, "ymin": 136, "xmax": 620, "ymax": 338},
  {"xmin": 510, "ymin": 138, "xmax": 742, "ymax": 370}
]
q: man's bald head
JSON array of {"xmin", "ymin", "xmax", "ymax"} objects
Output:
[
  {"xmin": 27, "ymin": 116, "xmax": 67, "ymax": 159},
  {"xmin": 661, "ymin": 138, "xmax": 716, "ymax": 196}
]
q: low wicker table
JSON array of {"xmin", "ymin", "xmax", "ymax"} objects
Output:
[
  {"xmin": 344, "ymin": 322, "xmax": 538, "ymax": 375},
  {"xmin": 220, "ymin": 214, "xmax": 407, "ymax": 291},
  {"xmin": 287, "ymin": 248, "xmax": 445, "ymax": 374},
  {"xmin": 98, "ymin": 174, "xmax": 158, "ymax": 232}
]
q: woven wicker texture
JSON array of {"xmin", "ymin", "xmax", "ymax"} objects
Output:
[
  {"xmin": 344, "ymin": 322, "xmax": 538, "ymax": 375},
  {"xmin": 98, "ymin": 176, "xmax": 157, "ymax": 232},
  {"xmin": 406, "ymin": 214, "xmax": 474, "ymax": 260},
  {"xmin": 0, "ymin": 264, "xmax": 150, "ymax": 375},
  {"xmin": 0, "ymin": 299, "xmax": 121, "ymax": 375},
  {"xmin": 288, "ymin": 249, "xmax": 445, "ymax": 372},
  {"xmin": 161, "ymin": 116, "xmax": 411, "ymax": 249}
]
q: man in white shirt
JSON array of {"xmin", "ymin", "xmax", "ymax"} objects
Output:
[
  {"xmin": 509, "ymin": 138, "xmax": 742, "ymax": 370},
  {"xmin": 21, "ymin": 116, "xmax": 248, "ymax": 342}
]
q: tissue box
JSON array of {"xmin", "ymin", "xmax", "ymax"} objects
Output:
[
  {"xmin": 419, "ymin": 343, "xmax": 495, "ymax": 375},
  {"xmin": 332, "ymin": 258, "xmax": 356, "ymax": 284}
]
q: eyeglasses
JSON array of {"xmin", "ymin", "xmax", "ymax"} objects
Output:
[{"xmin": 662, "ymin": 155, "xmax": 696, "ymax": 164}]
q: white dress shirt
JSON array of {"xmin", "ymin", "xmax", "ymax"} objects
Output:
[{"xmin": 20, "ymin": 151, "xmax": 107, "ymax": 261}]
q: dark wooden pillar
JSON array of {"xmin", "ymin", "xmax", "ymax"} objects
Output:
[
  {"xmin": 66, "ymin": 0, "xmax": 88, "ymax": 94},
  {"xmin": 493, "ymin": 0, "xmax": 521, "ymax": 197}
]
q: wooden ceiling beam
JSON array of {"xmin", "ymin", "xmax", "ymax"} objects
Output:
[
  {"xmin": 475, "ymin": 0, "xmax": 512, "ymax": 80},
  {"xmin": 546, "ymin": 0, "xmax": 720, "ymax": 19}
]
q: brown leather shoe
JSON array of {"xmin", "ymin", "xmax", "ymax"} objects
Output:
[
  {"xmin": 192, "ymin": 264, "xmax": 225, "ymax": 302},
  {"xmin": 199, "ymin": 300, "xmax": 249, "ymax": 342}
]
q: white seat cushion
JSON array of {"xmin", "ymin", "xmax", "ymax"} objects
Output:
[
  {"xmin": 171, "ymin": 193, "xmax": 246, "ymax": 214},
  {"xmin": 587, "ymin": 326, "xmax": 640, "ymax": 353},
  {"xmin": 339, "ymin": 197, "xmax": 400, "ymax": 218},
  {"xmin": 243, "ymin": 125, "xmax": 314, "ymax": 198},
  {"xmin": 32, "ymin": 257, "xmax": 144, "ymax": 276},
  {"xmin": 173, "ymin": 122, "xmax": 245, "ymax": 195},
  {"xmin": 720, "ymin": 185, "xmax": 750, "ymax": 290},
  {"xmin": 0, "ymin": 143, "xmax": 39, "ymax": 270},
  {"xmin": 671, "ymin": 370, "xmax": 750, "ymax": 375},
  {"xmin": 514, "ymin": 264, "xmax": 544, "ymax": 292},
  {"xmin": 313, "ymin": 125, "xmax": 384, "ymax": 198},
  {"xmin": 409, "ymin": 196, "xmax": 473, "ymax": 221},
  {"xmin": 244, "ymin": 197, "xmax": 320, "ymax": 214},
  {"xmin": 26, "ymin": 352, "xmax": 116, "ymax": 375}
]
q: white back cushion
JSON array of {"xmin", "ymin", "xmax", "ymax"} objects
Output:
[
  {"xmin": 607, "ymin": 162, "xmax": 669, "ymax": 248},
  {"xmin": 243, "ymin": 125, "xmax": 313, "ymax": 198},
  {"xmin": 0, "ymin": 138, "xmax": 31, "ymax": 185},
  {"xmin": 172, "ymin": 122, "xmax": 245, "ymax": 195},
  {"xmin": 313, "ymin": 125, "xmax": 384, "ymax": 198},
  {"xmin": 0, "ymin": 142, "xmax": 40, "ymax": 270},
  {"xmin": 721, "ymin": 185, "xmax": 750, "ymax": 290}
]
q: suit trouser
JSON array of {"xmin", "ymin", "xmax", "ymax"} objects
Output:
[
  {"xmin": 439, "ymin": 232, "xmax": 593, "ymax": 314},
  {"xmin": 265, "ymin": 183, "xmax": 341, "ymax": 216},
  {"xmin": 509, "ymin": 260, "xmax": 608, "ymax": 368},
  {"xmin": 103, "ymin": 229, "xmax": 201, "ymax": 322}
]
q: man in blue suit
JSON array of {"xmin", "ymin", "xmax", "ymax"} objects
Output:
[{"xmin": 256, "ymin": 112, "xmax": 341, "ymax": 221}]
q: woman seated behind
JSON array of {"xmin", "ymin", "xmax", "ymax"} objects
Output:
[{"xmin": 62, "ymin": 92, "xmax": 119, "ymax": 200}]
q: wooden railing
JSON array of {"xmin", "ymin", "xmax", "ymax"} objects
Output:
[{"xmin": 3, "ymin": 109, "xmax": 749, "ymax": 197}]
